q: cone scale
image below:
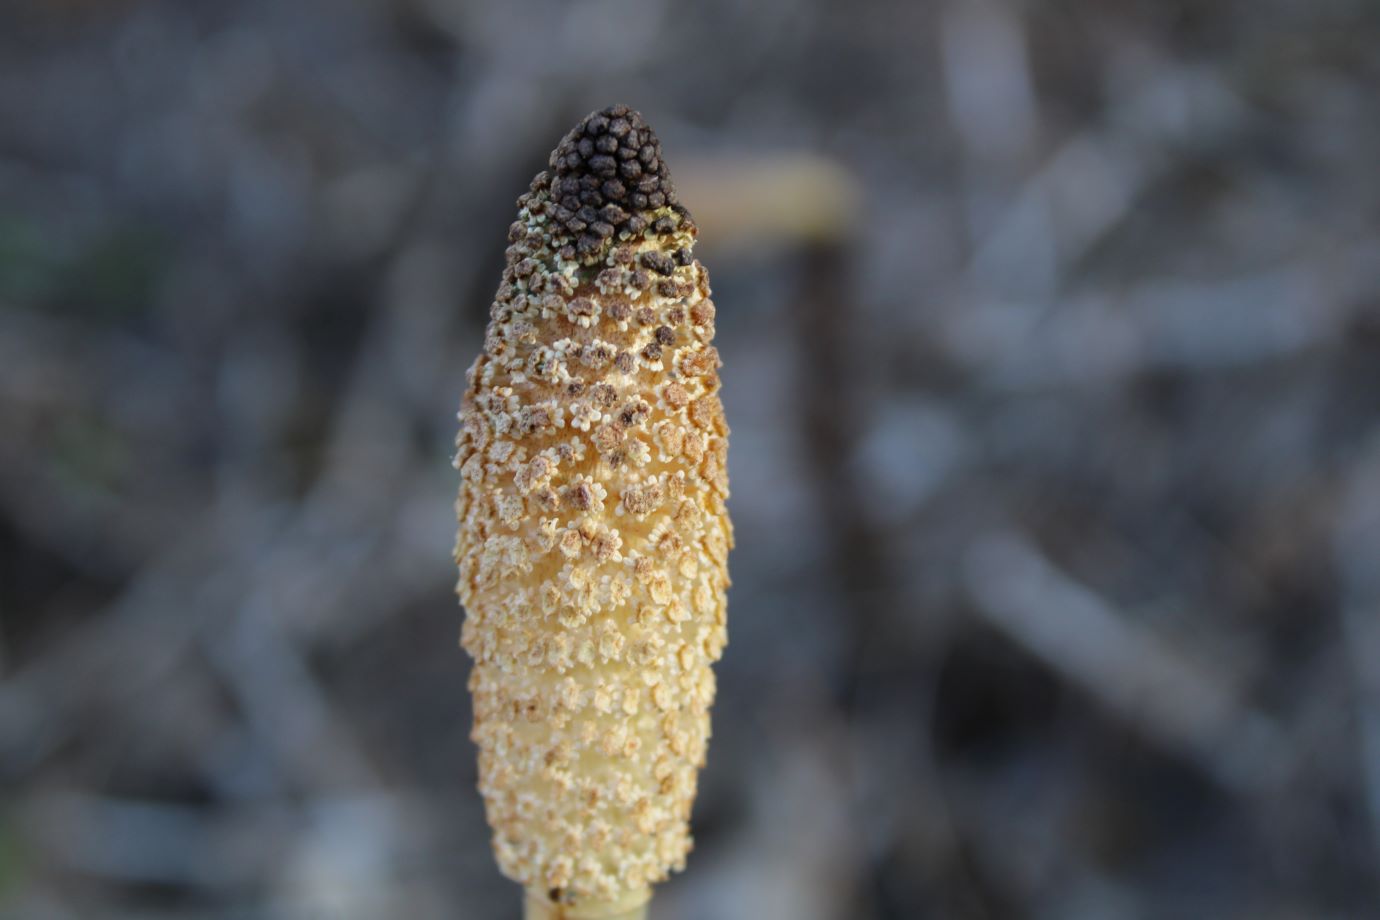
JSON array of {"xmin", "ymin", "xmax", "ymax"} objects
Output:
[{"xmin": 454, "ymin": 106, "xmax": 731, "ymax": 916}]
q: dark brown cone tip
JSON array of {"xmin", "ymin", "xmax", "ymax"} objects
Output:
[{"xmin": 536, "ymin": 105, "xmax": 692, "ymax": 258}]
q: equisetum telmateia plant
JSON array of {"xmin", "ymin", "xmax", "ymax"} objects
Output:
[{"xmin": 454, "ymin": 105, "xmax": 731, "ymax": 919}]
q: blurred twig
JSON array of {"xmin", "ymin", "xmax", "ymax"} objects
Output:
[{"xmin": 964, "ymin": 531, "xmax": 1293, "ymax": 795}]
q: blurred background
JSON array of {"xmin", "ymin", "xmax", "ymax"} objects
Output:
[{"xmin": 2, "ymin": 0, "xmax": 1379, "ymax": 917}]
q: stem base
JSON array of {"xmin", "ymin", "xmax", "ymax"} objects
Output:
[{"xmin": 522, "ymin": 887, "xmax": 651, "ymax": 920}]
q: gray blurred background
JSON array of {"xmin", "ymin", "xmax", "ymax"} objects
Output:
[{"xmin": 2, "ymin": 0, "xmax": 1380, "ymax": 917}]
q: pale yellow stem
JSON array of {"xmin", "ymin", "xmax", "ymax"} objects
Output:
[{"xmin": 522, "ymin": 887, "xmax": 651, "ymax": 920}]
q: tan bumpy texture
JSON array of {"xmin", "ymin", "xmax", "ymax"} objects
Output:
[{"xmin": 454, "ymin": 105, "xmax": 731, "ymax": 911}]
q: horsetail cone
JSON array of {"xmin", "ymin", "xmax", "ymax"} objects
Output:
[{"xmin": 454, "ymin": 105, "xmax": 731, "ymax": 911}]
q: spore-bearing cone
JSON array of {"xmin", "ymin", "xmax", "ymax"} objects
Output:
[
  {"xmin": 455, "ymin": 106, "xmax": 730, "ymax": 906},
  {"xmin": 527, "ymin": 105, "xmax": 694, "ymax": 261}
]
